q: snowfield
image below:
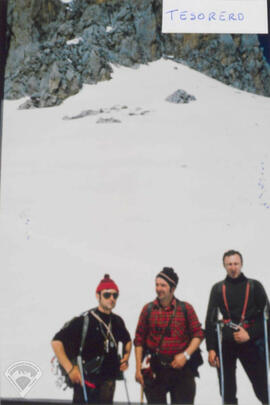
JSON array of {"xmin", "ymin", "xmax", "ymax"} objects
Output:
[{"xmin": 1, "ymin": 59, "xmax": 270, "ymax": 404}]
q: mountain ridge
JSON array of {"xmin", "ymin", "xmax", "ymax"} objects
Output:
[{"xmin": 4, "ymin": 0, "xmax": 270, "ymax": 108}]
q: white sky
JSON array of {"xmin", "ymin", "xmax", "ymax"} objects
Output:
[{"xmin": 1, "ymin": 59, "xmax": 270, "ymax": 404}]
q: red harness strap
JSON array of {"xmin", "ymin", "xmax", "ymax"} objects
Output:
[{"xmin": 222, "ymin": 281, "xmax": 250, "ymax": 325}]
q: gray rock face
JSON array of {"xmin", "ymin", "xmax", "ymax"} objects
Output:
[
  {"xmin": 96, "ymin": 117, "xmax": 121, "ymax": 123},
  {"xmin": 4, "ymin": 0, "xmax": 270, "ymax": 107},
  {"xmin": 166, "ymin": 90, "xmax": 196, "ymax": 104},
  {"xmin": 62, "ymin": 109, "xmax": 101, "ymax": 120}
]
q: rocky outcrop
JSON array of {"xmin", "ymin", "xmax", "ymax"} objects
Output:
[
  {"xmin": 166, "ymin": 90, "xmax": 196, "ymax": 104},
  {"xmin": 4, "ymin": 0, "xmax": 270, "ymax": 107}
]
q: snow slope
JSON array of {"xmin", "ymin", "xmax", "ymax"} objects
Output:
[{"xmin": 1, "ymin": 59, "xmax": 270, "ymax": 404}]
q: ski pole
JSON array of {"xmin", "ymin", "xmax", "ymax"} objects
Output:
[
  {"xmin": 264, "ymin": 305, "xmax": 270, "ymax": 405},
  {"xmin": 77, "ymin": 355, "xmax": 88, "ymax": 403},
  {"xmin": 118, "ymin": 343, "xmax": 130, "ymax": 404},
  {"xmin": 123, "ymin": 374, "xmax": 131, "ymax": 404},
  {"xmin": 216, "ymin": 309, "xmax": 224, "ymax": 405}
]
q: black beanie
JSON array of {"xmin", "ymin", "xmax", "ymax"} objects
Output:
[{"xmin": 156, "ymin": 267, "xmax": 179, "ymax": 288}]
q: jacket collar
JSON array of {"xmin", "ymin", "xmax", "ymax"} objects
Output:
[
  {"xmin": 225, "ymin": 272, "xmax": 247, "ymax": 284},
  {"xmin": 152, "ymin": 296, "xmax": 176, "ymax": 310}
]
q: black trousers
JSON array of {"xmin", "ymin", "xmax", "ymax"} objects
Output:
[
  {"xmin": 73, "ymin": 378, "xmax": 116, "ymax": 404},
  {"xmin": 144, "ymin": 365, "xmax": 196, "ymax": 404},
  {"xmin": 218, "ymin": 340, "xmax": 268, "ymax": 405}
]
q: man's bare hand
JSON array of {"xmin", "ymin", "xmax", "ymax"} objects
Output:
[
  {"xmin": 120, "ymin": 357, "xmax": 129, "ymax": 372},
  {"xmin": 233, "ymin": 326, "xmax": 250, "ymax": 343},
  {"xmin": 171, "ymin": 353, "xmax": 187, "ymax": 369},
  {"xmin": 135, "ymin": 370, "xmax": 144, "ymax": 386},
  {"xmin": 68, "ymin": 365, "xmax": 82, "ymax": 385},
  {"xmin": 208, "ymin": 350, "xmax": 220, "ymax": 368}
]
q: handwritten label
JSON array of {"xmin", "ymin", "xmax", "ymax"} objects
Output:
[{"xmin": 162, "ymin": 0, "xmax": 268, "ymax": 33}]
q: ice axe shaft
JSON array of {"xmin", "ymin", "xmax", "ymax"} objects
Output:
[
  {"xmin": 264, "ymin": 305, "xmax": 270, "ymax": 405},
  {"xmin": 216, "ymin": 308, "xmax": 225, "ymax": 405},
  {"xmin": 77, "ymin": 355, "xmax": 88, "ymax": 403},
  {"xmin": 140, "ymin": 385, "xmax": 144, "ymax": 404},
  {"xmin": 123, "ymin": 375, "xmax": 131, "ymax": 404}
]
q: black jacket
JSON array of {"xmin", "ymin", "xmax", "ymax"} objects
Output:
[
  {"xmin": 53, "ymin": 308, "xmax": 131, "ymax": 378},
  {"xmin": 205, "ymin": 273, "xmax": 269, "ymax": 351}
]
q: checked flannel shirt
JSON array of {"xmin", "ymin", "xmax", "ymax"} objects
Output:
[{"xmin": 134, "ymin": 297, "xmax": 204, "ymax": 355}]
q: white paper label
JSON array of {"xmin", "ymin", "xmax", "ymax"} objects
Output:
[{"xmin": 162, "ymin": 0, "xmax": 268, "ymax": 33}]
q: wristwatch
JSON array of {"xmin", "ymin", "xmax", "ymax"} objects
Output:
[{"xmin": 184, "ymin": 351, "xmax": 190, "ymax": 360}]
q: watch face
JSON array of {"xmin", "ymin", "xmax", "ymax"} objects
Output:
[{"xmin": 184, "ymin": 352, "xmax": 190, "ymax": 360}]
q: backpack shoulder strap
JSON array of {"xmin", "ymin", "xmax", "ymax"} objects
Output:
[
  {"xmin": 78, "ymin": 311, "xmax": 90, "ymax": 355},
  {"xmin": 217, "ymin": 278, "xmax": 254, "ymax": 323},
  {"xmin": 215, "ymin": 280, "xmax": 229, "ymax": 319},
  {"xmin": 215, "ymin": 279, "xmax": 254, "ymax": 297},
  {"xmin": 216, "ymin": 280, "xmax": 224, "ymax": 297},
  {"xmin": 177, "ymin": 299, "xmax": 189, "ymax": 329},
  {"xmin": 247, "ymin": 278, "xmax": 255, "ymax": 296},
  {"xmin": 146, "ymin": 301, "xmax": 153, "ymax": 325}
]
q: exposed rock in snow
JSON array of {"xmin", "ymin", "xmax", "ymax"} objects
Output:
[
  {"xmin": 166, "ymin": 89, "xmax": 196, "ymax": 104},
  {"xmin": 96, "ymin": 117, "xmax": 121, "ymax": 123}
]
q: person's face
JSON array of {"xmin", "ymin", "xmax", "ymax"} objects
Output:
[
  {"xmin": 155, "ymin": 277, "xmax": 174, "ymax": 302},
  {"xmin": 97, "ymin": 289, "xmax": 118, "ymax": 312},
  {"xmin": 223, "ymin": 254, "xmax": 242, "ymax": 279}
]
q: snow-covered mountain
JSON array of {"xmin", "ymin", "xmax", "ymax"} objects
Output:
[{"xmin": 1, "ymin": 59, "xmax": 270, "ymax": 404}]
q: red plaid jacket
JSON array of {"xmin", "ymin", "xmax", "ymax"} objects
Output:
[{"xmin": 134, "ymin": 297, "xmax": 204, "ymax": 355}]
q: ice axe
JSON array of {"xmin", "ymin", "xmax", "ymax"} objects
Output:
[
  {"xmin": 264, "ymin": 304, "xmax": 270, "ymax": 405},
  {"xmin": 77, "ymin": 355, "xmax": 88, "ymax": 403},
  {"xmin": 216, "ymin": 308, "xmax": 225, "ymax": 405},
  {"xmin": 140, "ymin": 385, "xmax": 144, "ymax": 404}
]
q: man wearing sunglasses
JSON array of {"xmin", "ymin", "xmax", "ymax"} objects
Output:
[
  {"xmin": 52, "ymin": 274, "xmax": 131, "ymax": 404},
  {"xmin": 134, "ymin": 267, "xmax": 204, "ymax": 404}
]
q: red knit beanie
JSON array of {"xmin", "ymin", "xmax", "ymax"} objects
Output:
[{"xmin": 96, "ymin": 274, "xmax": 119, "ymax": 293}]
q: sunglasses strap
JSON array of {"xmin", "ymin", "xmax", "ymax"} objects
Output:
[{"xmin": 90, "ymin": 310, "xmax": 117, "ymax": 348}]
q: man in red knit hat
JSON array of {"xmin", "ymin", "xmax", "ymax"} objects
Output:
[{"xmin": 52, "ymin": 274, "xmax": 131, "ymax": 404}]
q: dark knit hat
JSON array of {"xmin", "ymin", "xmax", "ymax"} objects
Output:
[
  {"xmin": 96, "ymin": 274, "xmax": 119, "ymax": 293},
  {"xmin": 156, "ymin": 267, "xmax": 179, "ymax": 288}
]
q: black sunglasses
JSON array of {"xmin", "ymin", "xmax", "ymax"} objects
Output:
[{"xmin": 102, "ymin": 292, "xmax": 119, "ymax": 299}]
